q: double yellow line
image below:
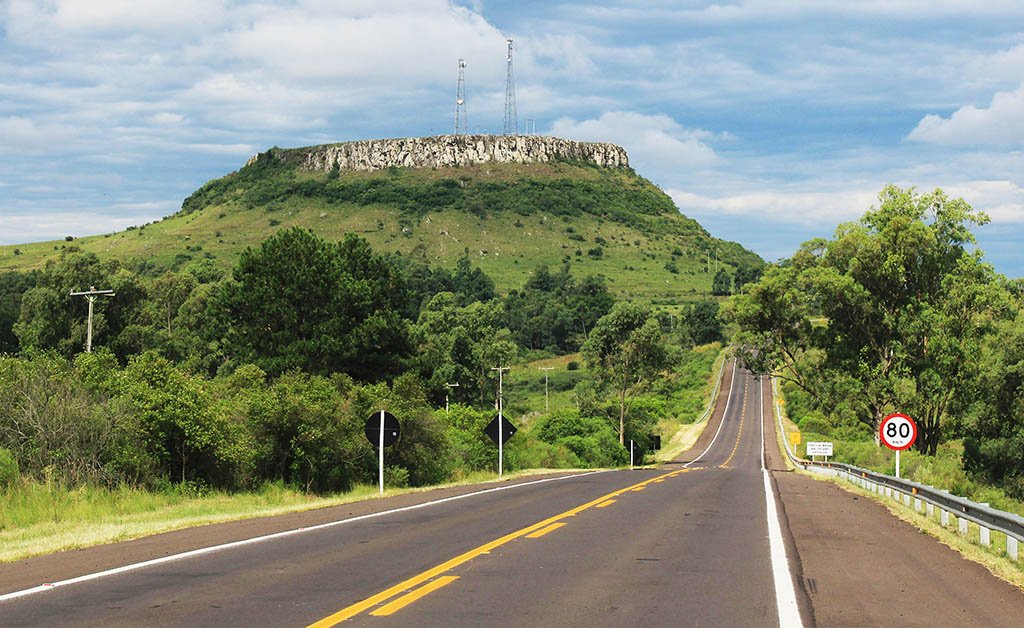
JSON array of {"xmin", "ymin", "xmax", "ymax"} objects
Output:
[
  {"xmin": 719, "ymin": 377, "xmax": 749, "ymax": 469},
  {"xmin": 308, "ymin": 467, "xmax": 692, "ymax": 626}
]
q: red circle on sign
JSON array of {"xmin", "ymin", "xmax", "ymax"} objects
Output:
[{"xmin": 879, "ymin": 413, "xmax": 917, "ymax": 451}]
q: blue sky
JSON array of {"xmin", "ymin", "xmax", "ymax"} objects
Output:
[{"xmin": 2, "ymin": 1, "xmax": 1023, "ymax": 276}]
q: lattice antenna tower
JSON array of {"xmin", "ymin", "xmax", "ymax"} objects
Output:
[
  {"xmin": 503, "ymin": 38, "xmax": 518, "ymax": 136},
  {"xmin": 454, "ymin": 58, "xmax": 468, "ymax": 135}
]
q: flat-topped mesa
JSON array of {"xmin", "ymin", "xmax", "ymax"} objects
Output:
[{"xmin": 247, "ymin": 135, "xmax": 630, "ymax": 173}]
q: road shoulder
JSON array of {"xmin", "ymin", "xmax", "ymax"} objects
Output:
[{"xmin": 762, "ymin": 380, "xmax": 1024, "ymax": 627}]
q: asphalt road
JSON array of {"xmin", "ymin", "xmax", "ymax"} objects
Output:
[
  {"xmin": 1, "ymin": 361, "xmax": 795, "ymax": 627},
  {"xmin": 6, "ymin": 363, "xmax": 1024, "ymax": 627}
]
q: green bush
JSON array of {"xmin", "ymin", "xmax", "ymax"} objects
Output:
[
  {"xmin": 533, "ymin": 410, "xmax": 624, "ymax": 467},
  {"xmin": 798, "ymin": 413, "xmax": 832, "ymax": 436},
  {"xmin": 0, "ymin": 448, "xmax": 19, "ymax": 489}
]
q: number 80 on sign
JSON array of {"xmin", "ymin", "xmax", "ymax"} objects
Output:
[{"xmin": 879, "ymin": 413, "xmax": 917, "ymax": 451}]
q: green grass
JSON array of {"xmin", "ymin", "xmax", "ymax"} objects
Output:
[
  {"xmin": 503, "ymin": 353, "xmax": 589, "ymax": 418},
  {"xmin": 0, "ymin": 160, "xmax": 760, "ymax": 302},
  {"xmin": 0, "ymin": 468, "xmax": 590, "ymax": 564}
]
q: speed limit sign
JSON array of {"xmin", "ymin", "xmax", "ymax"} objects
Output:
[{"xmin": 879, "ymin": 413, "xmax": 917, "ymax": 451}]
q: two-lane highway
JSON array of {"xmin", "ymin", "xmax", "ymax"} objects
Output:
[{"xmin": 1, "ymin": 363, "xmax": 802, "ymax": 627}]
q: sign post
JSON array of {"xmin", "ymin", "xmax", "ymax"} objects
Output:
[
  {"xmin": 483, "ymin": 415, "xmax": 517, "ymax": 476},
  {"xmin": 364, "ymin": 411, "xmax": 400, "ymax": 494},
  {"xmin": 879, "ymin": 413, "xmax": 917, "ymax": 478}
]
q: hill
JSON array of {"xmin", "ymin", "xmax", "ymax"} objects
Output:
[{"xmin": 0, "ymin": 136, "xmax": 762, "ymax": 302}]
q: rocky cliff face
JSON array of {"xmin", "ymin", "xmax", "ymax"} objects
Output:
[{"xmin": 248, "ymin": 135, "xmax": 629, "ymax": 172}]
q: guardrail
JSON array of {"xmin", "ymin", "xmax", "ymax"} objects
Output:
[{"xmin": 771, "ymin": 377, "xmax": 1024, "ymax": 562}]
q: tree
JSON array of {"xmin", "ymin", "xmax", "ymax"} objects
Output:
[
  {"xmin": 14, "ymin": 249, "xmax": 145, "ymax": 358},
  {"xmin": 712, "ymin": 268, "xmax": 732, "ymax": 296},
  {"xmin": 732, "ymin": 186, "xmax": 1001, "ymax": 454},
  {"xmin": 215, "ymin": 228, "xmax": 411, "ymax": 379},
  {"xmin": 415, "ymin": 293, "xmax": 518, "ymax": 405},
  {"xmin": 503, "ymin": 265, "xmax": 614, "ymax": 352},
  {"xmin": 0, "ymin": 271, "xmax": 37, "ymax": 354},
  {"xmin": 453, "ymin": 254, "xmax": 495, "ymax": 306},
  {"xmin": 962, "ymin": 311, "xmax": 1024, "ymax": 496},
  {"xmin": 582, "ymin": 302, "xmax": 668, "ymax": 445},
  {"xmin": 684, "ymin": 301, "xmax": 723, "ymax": 345}
]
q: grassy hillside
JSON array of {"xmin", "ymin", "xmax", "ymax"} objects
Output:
[{"xmin": 0, "ymin": 149, "xmax": 761, "ymax": 302}]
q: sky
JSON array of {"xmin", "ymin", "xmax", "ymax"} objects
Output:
[{"xmin": 2, "ymin": 0, "xmax": 1023, "ymax": 276}]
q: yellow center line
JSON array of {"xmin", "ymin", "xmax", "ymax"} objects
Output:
[
  {"xmin": 595, "ymin": 499, "xmax": 616, "ymax": 508},
  {"xmin": 718, "ymin": 382, "xmax": 748, "ymax": 469},
  {"xmin": 307, "ymin": 469, "xmax": 679, "ymax": 627},
  {"xmin": 525, "ymin": 522, "xmax": 567, "ymax": 539},
  {"xmin": 369, "ymin": 576, "xmax": 460, "ymax": 616}
]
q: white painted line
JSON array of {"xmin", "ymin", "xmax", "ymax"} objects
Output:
[
  {"xmin": 0, "ymin": 471, "xmax": 604, "ymax": 604},
  {"xmin": 761, "ymin": 373, "xmax": 804, "ymax": 628},
  {"xmin": 685, "ymin": 359, "xmax": 738, "ymax": 468}
]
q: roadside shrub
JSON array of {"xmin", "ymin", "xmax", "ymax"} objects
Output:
[
  {"xmin": 533, "ymin": 410, "xmax": 624, "ymax": 467},
  {"xmin": 798, "ymin": 413, "xmax": 832, "ymax": 436},
  {"xmin": 0, "ymin": 448, "xmax": 19, "ymax": 489}
]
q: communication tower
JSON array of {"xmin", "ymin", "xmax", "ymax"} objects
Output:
[
  {"xmin": 454, "ymin": 58, "xmax": 468, "ymax": 135},
  {"xmin": 503, "ymin": 38, "xmax": 518, "ymax": 136}
]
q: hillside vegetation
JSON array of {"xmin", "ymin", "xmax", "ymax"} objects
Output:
[{"xmin": 0, "ymin": 153, "xmax": 761, "ymax": 302}]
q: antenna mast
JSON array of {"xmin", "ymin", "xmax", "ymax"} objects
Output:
[
  {"xmin": 454, "ymin": 58, "xmax": 468, "ymax": 135},
  {"xmin": 503, "ymin": 38, "xmax": 518, "ymax": 136}
]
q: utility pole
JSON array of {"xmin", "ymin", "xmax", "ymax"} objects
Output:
[
  {"xmin": 539, "ymin": 367, "xmax": 554, "ymax": 412},
  {"xmin": 445, "ymin": 382, "xmax": 460, "ymax": 415},
  {"xmin": 69, "ymin": 286, "xmax": 114, "ymax": 353},
  {"xmin": 491, "ymin": 366, "xmax": 510, "ymax": 476}
]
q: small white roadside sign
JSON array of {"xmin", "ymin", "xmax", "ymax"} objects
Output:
[{"xmin": 806, "ymin": 441, "xmax": 833, "ymax": 457}]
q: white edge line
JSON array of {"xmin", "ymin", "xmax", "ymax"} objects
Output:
[
  {"xmin": 0, "ymin": 470, "xmax": 604, "ymax": 604},
  {"xmin": 761, "ymin": 374, "xmax": 803, "ymax": 628},
  {"xmin": 684, "ymin": 359, "xmax": 737, "ymax": 468}
]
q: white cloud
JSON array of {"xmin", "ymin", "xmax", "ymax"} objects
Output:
[
  {"xmin": 0, "ymin": 211, "xmax": 165, "ymax": 244},
  {"xmin": 7, "ymin": 0, "xmax": 228, "ymax": 38},
  {"xmin": 942, "ymin": 180, "xmax": 1024, "ymax": 223},
  {"xmin": 668, "ymin": 188, "xmax": 877, "ymax": 226},
  {"xmin": 668, "ymin": 179, "xmax": 1024, "ymax": 230},
  {"xmin": 909, "ymin": 83, "xmax": 1024, "ymax": 146},
  {"xmin": 0, "ymin": 116, "xmax": 77, "ymax": 151},
  {"xmin": 150, "ymin": 112, "xmax": 185, "ymax": 126},
  {"xmin": 206, "ymin": 1, "xmax": 505, "ymax": 85},
  {"xmin": 549, "ymin": 111, "xmax": 721, "ymax": 174}
]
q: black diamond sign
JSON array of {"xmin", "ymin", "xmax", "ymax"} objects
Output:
[
  {"xmin": 365, "ymin": 411, "xmax": 400, "ymax": 448},
  {"xmin": 483, "ymin": 415, "xmax": 517, "ymax": 445}
]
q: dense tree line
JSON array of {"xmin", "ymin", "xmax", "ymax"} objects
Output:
[
  {"xmin": 0, "ymin": 227, "xmax": 725, "ymax": 492},
  {"xmin": 731, "ymin": 186, "xmax": 1024, "ymax": 496}
]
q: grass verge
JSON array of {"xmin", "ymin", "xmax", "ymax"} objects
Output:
[
  {"xmin": 655, "ymin": 344, "xmax": 726, "ymax": 463},
  {"xmin": 0, "ymin": 468, "xmax": 592, "ymax": 564}
]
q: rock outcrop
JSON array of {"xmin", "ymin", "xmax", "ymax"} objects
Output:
[{"xmin": 247, "ymin": 135, "xmax": 629, "ymax": 172}]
